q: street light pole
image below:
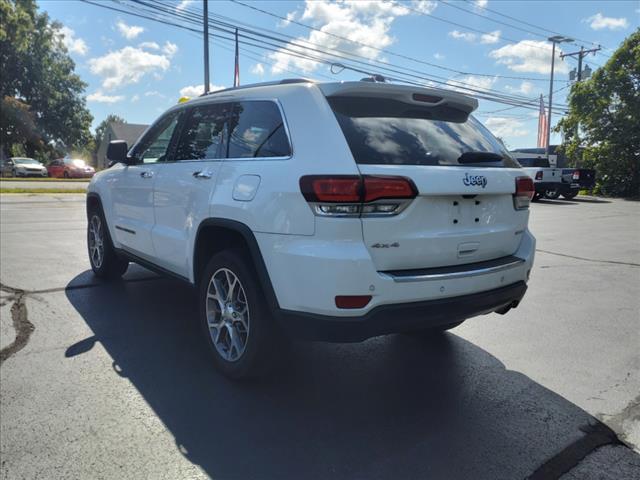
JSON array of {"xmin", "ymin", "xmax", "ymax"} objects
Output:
[{"xmin": 546, "ymin": 36, "xmax": 573, "ymax": 156}]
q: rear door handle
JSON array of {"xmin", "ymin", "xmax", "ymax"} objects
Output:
[
  {"xmin": 193, "ymin": 170, "xmax": 212, "ymax": 179},
  {"xmin": 140, "ymin": 171, "xmax": 153, "ymax": 179}
]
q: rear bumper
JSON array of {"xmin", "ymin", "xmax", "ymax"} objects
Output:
[
  {"xmin": 534, "ymin": 181, "xmax": 561, "ymax": 193},
  {"xmin": 276, "ymin": 281, "xmax": 527, "ymax": 342}
]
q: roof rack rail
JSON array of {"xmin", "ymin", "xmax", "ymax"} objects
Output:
[{"xmin": 200, "ymin": 78, "xmax": 314, "ymax": 97}]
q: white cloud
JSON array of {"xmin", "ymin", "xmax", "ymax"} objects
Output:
[
  {"xmin": 131, "ymin": 94, "xmax": 140, "ymax": 102},
  {"xmin": 447, "ymin": 75, "xmax": 497, "ymax": 93},
  {"xmin": 484, "ymin": 117, "xmax": 529, "ymax": 138},
  {"xmin": 448, "ymin": 30, "xmax": 477, "ymax": 42},
  {"xmin": 176, "ymin": 0, "xmax": 195, "ymax": 10},
  {"xmin": 89, "ymin": 46, "xmax": 176, "ymax": 89},
  {"xmin": 116, "ymin": 20, "xmax": 144, "ymax": 40},
  {"xmin": 87, "ymin": 91, "xmax": 124, "ymax": 103},
  {"xmin": 433, "ymin": 52, "xmax": 445, "ymax": 60},
  {"xmin": 411, "ymin": 1, "xmax": 438, "ymax": 14},
  {"xmin": 59, "ymin": 26, "xmax": 89, "ymax": 56},
  {"xmin": 505, "ymin": 81, "xmax": 535, "ymax": 95},
  {"xmin": 139, "ymin": 41, "xmax": 160, "ymax": 50},
  {"xmin": 269, "ymin": 0, "xmax": 411, "ymax": 74},
  {"xmin": 278, "ymin": 12, "xmax": 297, "ymax": 28},
  {"xmin": 585, "ymin": 13, "xmax": 628, "ymax": 31},
  {"xmin": 474, "ymin": 0, "xmax": 488, "ymax": 9},
  {"xmin": 251, "ymin": 63, "xmax": 265, "ymax": 76},
  {"xmin": 480, "ymin": 30, "xmax": 501, "ymax": 44},
  {"xmin": 179, "ymin": 84, "xmax": 226, "ymax": 97},
  {"xmin": 489, "ymin": 40, "xmax": 569, "ymax": 74},
  {"xmin": 144, "ymin": 90, "xmax": 166, "ymax": 98},
  {"xmin": 163, "ymin": 41, "xmax": 178, "ymax": 56}
]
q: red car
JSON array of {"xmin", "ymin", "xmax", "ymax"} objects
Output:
[{"xmin": 47, "ymin": 158, "xmax": 95, "ymax": 178}]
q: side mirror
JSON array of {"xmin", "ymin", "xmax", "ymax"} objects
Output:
[{"xmin": 107, "ymin": 140, "xmax": 131, "ymax": 164}]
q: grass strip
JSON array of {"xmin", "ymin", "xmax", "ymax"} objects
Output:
[
  {"xmin": 0, "ymin": 177, "xmax": 90, "ymax": 182},
  {"xmin": 0, "ymin": 188, "xmax": 87, "ymax": 194}
]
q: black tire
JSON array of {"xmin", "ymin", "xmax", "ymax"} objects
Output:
[
  {"xmin": 87, "ymin": 207, "xmax": 129, "ymax": 279},
  {"xmin": 406, "ymin": 320, "xmax": 465, "ymax": 338},
  {"xmin": 63, "ymin": 171, "xmax": 70, "ymax": 178},
  {"xmin": 562, "ymin": 189, "xmax": 579, "ymax": 200},
  {"xmin": 544, "ymin": 188, "xmax": 561, "ymax": 199},
  {"xmin": 198, "ymin": 249, "xmax": 279, "ymax": 379}
]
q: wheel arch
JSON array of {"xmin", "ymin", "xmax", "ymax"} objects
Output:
[
  {"xmin": 193, "ymin": 219, "xmax": 280, "ymax": 313},
  {"xmin": 86, "ymin": 192, "xmax": 102, "ymax": 218}
]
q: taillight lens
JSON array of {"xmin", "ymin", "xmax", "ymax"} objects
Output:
[
  {"xmin": 299, "ymin": 176, "xmax": 361, "ymax": 203},
  {"xmin": 300, "ymin": 175, "xmax": 417, "ymax": 217},
  {"xmin": 572, "ymin": 170, "xmax": 580, "ymax": 181},
  {"xmin": 514, "ymin": 176, "xmax": 534, "ymax": 210},
  {"xmin": 535, "ymin": 171, "xmax": 543, "ymax": 181}
]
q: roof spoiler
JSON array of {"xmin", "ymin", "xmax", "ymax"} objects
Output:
[{"xmin": 318, "ymin": 82, "xmax": 478, "ymax": 116}]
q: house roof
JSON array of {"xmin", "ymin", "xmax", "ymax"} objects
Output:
[{"xmin": 108, "ymin": 123, "xmax": 148, "ymax": 147}]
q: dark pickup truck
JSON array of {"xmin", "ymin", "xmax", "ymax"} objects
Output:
[{"xmin": 546, "ymin": 169, "xmax": 596, "ymax": 199}]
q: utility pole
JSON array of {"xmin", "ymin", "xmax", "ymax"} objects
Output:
[
  {"xmin": 561, "ymin": 45, "xmax": 602, "ymax": 81},
  {"xmin": 546, "ymin": 36, "xmax": 573, "ymax": 156},
  {"xmin": 203, "ymin": 0, "xmax": 210, "ymax": 94}
]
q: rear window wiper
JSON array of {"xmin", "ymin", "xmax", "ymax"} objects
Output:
[{"xmin": 457, "ymin": 151, "xmax": 503, "ymax": 164}]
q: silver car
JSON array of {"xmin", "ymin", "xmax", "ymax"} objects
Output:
[{"xmin": 1, "ymin": 157, "xmax": 48, "ymax": 177}]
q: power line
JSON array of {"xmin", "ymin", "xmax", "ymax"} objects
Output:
[
  {"xmin": 81, "ymin": 0, "xmax": 569, "ymax": 113},
  {"xmin": 459, "ymin": 0, "xmax": 613, "ymax": 54},
  {"xmin": 229, "ymin": 0, "xmax": 562, "ymax": 84},
  {"xmin": 150, "ymin": 0, "xmax": 569, "ymax": 109}
]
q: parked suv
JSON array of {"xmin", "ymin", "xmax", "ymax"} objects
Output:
[{"xmin": 87, "ymin": 80, "xmax": 536, "ymax": 378}]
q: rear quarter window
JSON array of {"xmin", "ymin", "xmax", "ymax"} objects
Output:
[
  {"xmin": 328, "ymin": 96, "xmax": 519, "ymax": 168},
  {"xmin": 227, "ymin": 101, "xmax": 291, "ymax": 158}
]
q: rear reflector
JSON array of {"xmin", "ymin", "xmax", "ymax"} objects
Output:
[
  {"xmin": 514, "ymin": 176, "xmax": 534, "ymax": 210},
  {"xmin": 335, "ymin": 295, "xmax": 371, "ymax": 309}
]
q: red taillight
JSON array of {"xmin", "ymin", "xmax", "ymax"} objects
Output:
[
  {"xmin": 300, "ymin": 175, "xmax": 417, "ymax": 217},
  {"xmin": 572, "ymin": 170, "xmax": 580, "ymax": 181},
  {"xmin": 363, "ymin": 176, "xmax": 417, "ymax": 202},
  {"xmin": 335, "ymin": 295, "xmax": 371, "ymax": 309},
  {"xmin": 535, "ymin": 171, "xmax": 543, "ymax": 181},
  {"xmin": 514, "ymin": 176, "xmax": 534, "ymax": 210},
  {"xmin": 299, "ymin": 176, "xmax": 361, "ymax": 203}
]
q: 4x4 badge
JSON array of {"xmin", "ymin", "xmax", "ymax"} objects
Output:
[{"xmin": 463, "ymin": 173, "xmax": 487, "ymax": 188}]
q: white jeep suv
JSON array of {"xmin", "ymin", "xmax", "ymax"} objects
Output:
[{"xmin": 87, "ymin": 79, "xmax": 536, "ymax": 378}]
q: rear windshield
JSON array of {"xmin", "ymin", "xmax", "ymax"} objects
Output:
[
  {"xmin": 516, "ymin": 157, "xmax": 550, "ymax": 168},
  {"xmin": 328, "ymin": 96, "xmax": 519, "ymax": 168}
]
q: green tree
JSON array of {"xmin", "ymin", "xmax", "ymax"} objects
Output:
[
  {"xmin": 94, "ymin": 114, "xmax": 126, "ymax": 150},
  {"xmin": 0, "ymin": 0, "xmax": 92, "ymax": 160},
  {"xmin": 557, "ymin": 29, "xmax": 640, "ymax": 197}
]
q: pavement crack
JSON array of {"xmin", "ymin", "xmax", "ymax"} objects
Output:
[
  {"xmin": 527, "ymin": 421, "xmax": 623, "ymax": 480},
  {"xmin": 536, "ymin": 249, "xmax": 640, "ymax": 267},
  {"xmin": 0, "ymin": 285, "xmax": 35, "ymax": 366}
]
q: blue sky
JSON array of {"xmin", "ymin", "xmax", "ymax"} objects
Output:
[{"xmin": 41, "ymin": 0, "xmax": 638, "ymax": 149}]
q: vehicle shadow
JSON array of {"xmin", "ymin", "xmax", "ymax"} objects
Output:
[
  {"xmin": 572, "ymin": 197, "xmax": 612, "ymax": 204},
  {"xmin": 533, "ymin": 199, "xmax": 578, "ymax": 206},
  {"xmin": 65, "ymin": 271, "xmax": 607, "ymax": 480}
]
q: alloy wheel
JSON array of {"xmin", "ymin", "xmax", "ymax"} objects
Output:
[
  {"xmin": 205, "ymin": 268, "xmax": 250, "ymax": 362},
  {"xmin": 88, "ymin": 215, "xmax": 105, "ymax": 269}
]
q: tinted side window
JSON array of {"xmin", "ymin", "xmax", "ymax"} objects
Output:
[
  {"xmin": 175, "ymin": 103, "xmax": 228, "ymax": 161},
  {"xmin": 132, "ymin": 111, "xmax": 181, "ymax": 164},
  {"xmin": 227, "ymin": 101, "xmax": 291, "ymax": 158}
]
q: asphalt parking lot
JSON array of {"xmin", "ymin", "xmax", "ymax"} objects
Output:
[{"xmin": 1, "ymin": 193, "xmax": 639, "ymax": 479}]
